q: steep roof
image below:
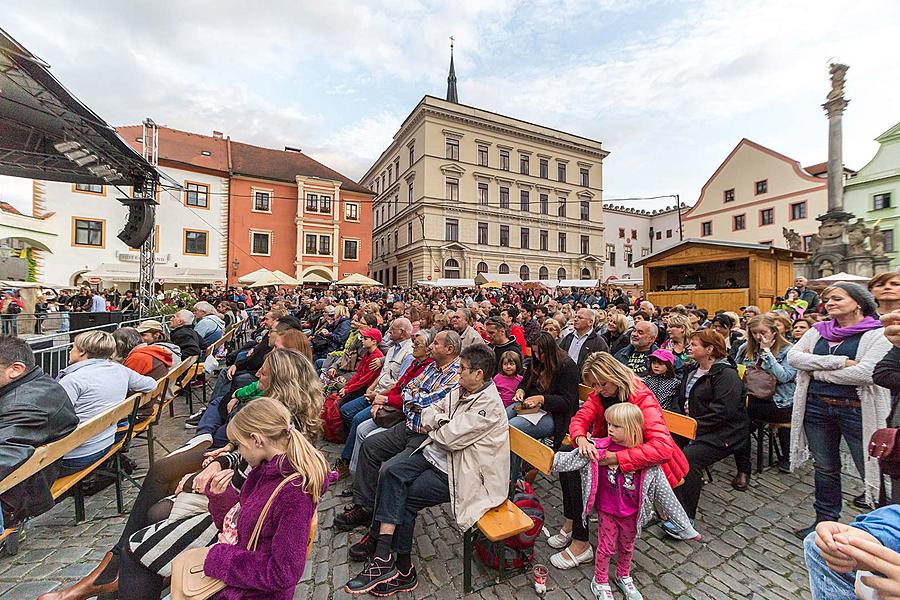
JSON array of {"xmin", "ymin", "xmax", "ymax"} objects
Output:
[
  {"xmin": 229, "ymin": 141, "xmax": 373, "ymax": 195},
  {"xmin": 116, "ymin": 125, "xmax": 229, "ymax": 173}
]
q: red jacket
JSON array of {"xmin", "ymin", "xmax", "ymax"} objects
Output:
[
  {"xmin": 343, "ymin": 348, "xmax": 384, "ymax": 395},
  {"xmin": 386, "ymin": 358, "xmax": 433, "ymax": 409},
  {"xmin": 568, "ymin": 379, "xmax": 689, "ymax": 487},
  {"xmin": 124, "ymin": 344, "xmax": 173, "ymax": 380},
  {"xmin": 510, "ymin": 325, "xmax": 526, "ymax": 350}
]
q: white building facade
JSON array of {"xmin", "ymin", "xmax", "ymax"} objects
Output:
[
  {"xmin": 601, "ymin": 203, "xmax": 683, "ymax": 282},
  {"xmin": 34, "ymin": 163, "xmax": 228, "ymax": 288}
]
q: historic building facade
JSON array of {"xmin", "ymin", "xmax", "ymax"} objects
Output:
[
  {"xmin": 362, "ymin": 94, "xmax": 608, "ymax": 286},
  {"xmin": 228, "ymin": 142, "xmax": 373, "ymax": 285},
  {"xmin": 601, "ymin": 203, "xmax": 682, "ymax": 282},
  {"xmin": 35, "ymin": 126, "xmax": 230, "ymax": 287},
  {"xmin": 843, "ymin": 121, "xmax": 900, "ymax": 269},
  {"xmin": 681, "ymin": 138, "xmax": 829, "ymax": 250}
]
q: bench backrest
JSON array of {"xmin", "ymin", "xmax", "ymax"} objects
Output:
[
  {"xmin": 509, "ymin": 425, "xmax": 554, "ymax": 475},
  {"xmin": 0, "ymin": 393, "xmax": 140, "ymax": 495},
  {"xmin": 662, "ymin": 409, "xmax": 697, "ymax": 440}
]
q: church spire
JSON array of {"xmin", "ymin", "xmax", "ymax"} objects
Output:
[{"xmin": 446, "ymin": 36, "xmax": 458, "ymax": 103}]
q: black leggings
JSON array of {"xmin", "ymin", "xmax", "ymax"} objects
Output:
[
  {"xmin": 118, "ymin": 546, "xmax": 165, "ymax": 600},
  {"xmin": 734, "ymin": 397, "xmax": 792, "ymax": 474},
  {"xmin": 112, "ymin": 442, "xmax": 211, "ymax": 557}
]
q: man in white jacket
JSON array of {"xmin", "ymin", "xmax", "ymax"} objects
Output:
[{"xmin": 343, "ymin": 344, "xmax": 509, "ymax": 596}]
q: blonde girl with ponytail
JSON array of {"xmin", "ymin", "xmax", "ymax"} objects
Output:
[{"xmin": 202, "ymin": 397, "xmax": 335, "ymax": 599}]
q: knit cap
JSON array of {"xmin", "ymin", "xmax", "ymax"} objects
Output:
[{"xmin": 829, "ymin": 282, "xmax": 878, "ymax": 316}]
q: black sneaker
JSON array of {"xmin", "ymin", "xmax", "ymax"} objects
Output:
[
  {"xmin": 349, "ymin": 533, "xmax": 376, "ymax": 562},
  {"xmin": 184, "ymin": 410, "xmax": 205, "ymax": 429},
  {"xmin": 334, "ymin": 505, "xmax": 372, "ymax": 531},
  {"xmin": 794, "ymin": 522, "xmax": 821, "ymax": 541},
  {"xmin": 344, "ymin": 554, "xmax": 398, "ymax": 594},
  {"xmin": 370, "ymin": 566, "xmax": 417, "ymax": 597}
]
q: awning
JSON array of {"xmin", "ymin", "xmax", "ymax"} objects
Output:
[
  {"xmin": 303, "ymin": 271, "xmax": 333, "ymax": 284},
  {"xmin": 80, "ymin": 264, "xmax": 227, "ymax": 285},
  {"xmin": 474, "ymin": 273, "xmax": 522, "ymax": 285},
  {"xmin": 336, "ymin": 273, "xmax": 381, "ymax": 286}
]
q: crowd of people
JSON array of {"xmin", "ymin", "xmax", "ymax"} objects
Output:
[{"xmin": 0, "ymin": 273, "xmax": 899, "ymax": 599}]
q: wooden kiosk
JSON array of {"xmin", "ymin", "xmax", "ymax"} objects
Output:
[{"xmin": 634, "ymin": 239, "xmax": 806, "ymax": 313}]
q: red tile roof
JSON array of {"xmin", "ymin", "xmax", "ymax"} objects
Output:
[
  {"xmin": 803, "ymin": 161, "xmax": 828, "ymax": 177},
  {"xmin": 0, "ymin": 201, "xmax": 24, "ymax": 216},
  {"xmin": 116, "ymin": 125, "xmax": 229, "ymax": 173},
  {"xmin": 229, "ymin": 141, "xmax": 372, "ymax": 195}
]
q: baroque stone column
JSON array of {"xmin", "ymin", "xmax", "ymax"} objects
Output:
[{"xmin": 823, "ymin": 63, "xmax": 850, "ymax": 216}]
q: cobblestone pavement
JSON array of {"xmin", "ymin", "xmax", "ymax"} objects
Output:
[{"xmin": 0, "ymin": 401, "xmax": 865, "ymax": 600}]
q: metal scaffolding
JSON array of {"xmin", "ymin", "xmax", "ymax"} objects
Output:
[{"xmin": 137, "ymin": 118, "xmax": 159, "ymax": 318}]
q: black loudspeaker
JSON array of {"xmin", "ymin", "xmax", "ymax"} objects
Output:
[{"xmin": 117, "ymin": 200, "xmax": 155, "ymax": 248}]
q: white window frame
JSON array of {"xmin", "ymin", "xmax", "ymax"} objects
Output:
[
  {"xmin": 249, "ymin": 230, "xmax": 272, "ymax": 256},
  {"xmin": 251, "ymin": 187, "xmax": 273, "ymax": 213},
  {"xmin": 345, "ymin": 202, "xmax": 360, "ymax": 222},
  {"xmin": 343, "ymin": 238, "xmax": 360, "ymax": 261}
]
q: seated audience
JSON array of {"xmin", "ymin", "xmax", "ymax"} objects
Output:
[
  {"xmin": 168, "ymin": 310, "xmax": 205, "ymax": 357},
  {"xmin": 0, "ymin": 336, "xmax": 78, "ymax": 532},
  {"xmin": 613, "ymin": 320, "xmax": 659, "ymax": 377},
  {"xmin": 192, "ymin": 301, "xmax": 226, "ymax": 347},
  {"xmin": 343, "ymin": 345, "xmax": 508, "ymax": 595},
  {"xmin": 113, "ymin": 327, "xmax": 177, "ymax": 380},
  {"xmin": 484, "ymin": 316, "xmax": 523, "ymax": 368},
  {"xmin": 560, "ymin": 308, "xmax": 610, "ymax": 372},
  {"xmin": 56, "ymin": 331, "xmax": 157, "ymax": 476}
]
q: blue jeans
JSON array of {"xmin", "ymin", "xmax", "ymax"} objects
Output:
[
  {"xmin": 803, "ymin": 531, "xmax": 856, "ymax": 599},
  {"xmin": 198, "ymin": 372, "xmax": 255, "ymax": 435},
  {"xmin": 506, "ymin": 405, "xmax": 554, "ymax": 480},
  {"xmin": 59, "ymin": 447, "xmax": 110, "ymax": 476},
  {"xmin": 340, "ymin": 395, "xmax": 372, "ymax": 462},
  {"xmin": 803, "ymin": 396, "xmax": 865, "ymax": 521}
]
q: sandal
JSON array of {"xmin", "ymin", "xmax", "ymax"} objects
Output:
[
  {"xmin": 550, "ymin": 545, "xmax": 593, "ymax": 570},
  {"xmin": 546, "ymin": 529, "xmax": 572, "ymax": 549}
]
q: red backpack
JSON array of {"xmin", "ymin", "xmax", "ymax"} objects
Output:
[
  {"xmin": 474, "ymin": 480, "xmax": 544, "ymax": 570},
  {"xmin": 321, "ymin": 393, "xmax": 346, "ymax": 443}
]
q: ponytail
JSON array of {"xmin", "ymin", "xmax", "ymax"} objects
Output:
[{"xmin": 227, "ymin": 397, "xmax": 331, "ymax": 502}]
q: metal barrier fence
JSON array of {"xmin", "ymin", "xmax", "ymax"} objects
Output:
[{"xmin": 25, "ymin": 313, "xmax": 167, "ymax": 379}]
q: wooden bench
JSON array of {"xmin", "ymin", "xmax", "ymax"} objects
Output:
[
  {"xmin": 176, "ymin": 328, "xmax": 237, "ymax": 414},
  {"xmin": 463, "ymin": 425, "xmax": 555, "ymax": 593},
  {"xmin": 130, "ymin": 356, "xmax": 199, "ymax": 464},
  {"xmin": 0, "ymin": 392, "xmax": 145, "ymax": 553}
]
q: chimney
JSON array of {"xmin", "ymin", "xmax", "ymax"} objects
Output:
[
  {"xmin": 284, "ymin": 146, "xmax": 302, "ymax": 153},
  {"xmin": 212, "ymin": 131, "xmax": 224, "ymax": 139}
]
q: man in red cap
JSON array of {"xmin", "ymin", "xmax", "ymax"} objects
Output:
[{"xmin": 336, "ymin": 328, "xmax": 385, "ymax": 476}]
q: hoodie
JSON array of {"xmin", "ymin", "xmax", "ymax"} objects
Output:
[{"xmin": 124, "ymin": 344, "xmax": 174, "ymax": 380}]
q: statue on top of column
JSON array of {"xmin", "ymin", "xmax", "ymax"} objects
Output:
[
  {"xmin": 827, "ymin": 63, "xmax": 849, "ymax": 102},
  {"xmin": 846, "ymin": 218, "xmax": 870, "ymax": 255},
  {"xmin": 782, "ymin": 227, "xmax": 802, "ymax": 251}
]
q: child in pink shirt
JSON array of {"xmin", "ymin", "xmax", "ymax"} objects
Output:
[
  {"xmin": 493, "ymin": 351, "xmax": 523, "ymax": 407},
  {"xmin": 590, "ymin": 403, "xmax": 645, "ymax": 600}
]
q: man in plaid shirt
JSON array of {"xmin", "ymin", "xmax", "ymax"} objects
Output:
[{"xmin": 335, "ymin": 330, "xmax": 462, "ymax": 531}]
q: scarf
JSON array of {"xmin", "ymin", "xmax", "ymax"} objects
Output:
[{"xmin": 813, "ymin": 316, "xmax": 882, "ymax": 342}]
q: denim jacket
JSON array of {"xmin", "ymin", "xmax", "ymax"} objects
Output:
[{"xmin": 735, "ymin": 342, "xmax": 796, "ymax": 408}]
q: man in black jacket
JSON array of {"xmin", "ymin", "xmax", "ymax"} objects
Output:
[
  {"xmin": 484, "ymin": 316, "xmax": 522, "ymax": 369},
  {"xmin": 613, "ymin": 320, "xmax": 659, "ymax": 377},
  {"xmin": 560, "ymin": 308, "xmax": 610, "ymax": 373},
  {"xmin": 169, "ymin": 309, "xmax": 204, "ymax": 357},
  {"xmin": 0, "ymin": 336, "xmax": 78, "ymax": 530}
]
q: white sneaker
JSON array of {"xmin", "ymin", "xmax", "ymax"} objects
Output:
[
  {"xmin": 614, "ymin": 576, "xmax": 644, "ymax": 600},
  {"xmin": 590, "ymin": 580, "xmax": 614, "ymax": 600},
  {"xmin": 547, "ymin": 529, "xmax": 572, "ymax": 549}
]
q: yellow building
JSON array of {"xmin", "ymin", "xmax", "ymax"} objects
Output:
[
  {"xmin": 362, "ymin": 94, "xmax": 608, "ymax": 286},
  {"xmin": 682, "ymin": 138, "xmax": 827, "ymax": 249}
]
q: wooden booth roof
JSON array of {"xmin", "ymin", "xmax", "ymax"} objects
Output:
[{"xmin": 634, "ymin": 238, "xmax": 806, "ymax": 267}]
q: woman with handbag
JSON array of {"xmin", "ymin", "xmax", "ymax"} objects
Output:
[
  {"xmin": 135, "ymin": 397, "xmax": 334, "ymax": 600},
  {"xmin": 788, "ymin": 283, "xmax": 892, "ymax": 541},
  {"xmin": 731, "ymin": 315, "xmax": 797, "ymax": 489}
]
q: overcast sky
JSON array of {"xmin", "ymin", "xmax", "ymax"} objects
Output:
[{"xmin": 3, "ymin": 0, "xmax": 899, "ymax": 215}]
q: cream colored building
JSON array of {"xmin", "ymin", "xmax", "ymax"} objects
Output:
[
  {"xmin": 682, "ymin": 138, "xmax": 827, "ymax": 250},
  {"xmin": 362, "ymin": 95, "xmax": 608, "ymax": 286}
]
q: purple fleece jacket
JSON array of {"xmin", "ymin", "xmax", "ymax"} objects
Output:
[{"xmin": 204, "ymin": 455, "xmax": 336, "ymax": 600}]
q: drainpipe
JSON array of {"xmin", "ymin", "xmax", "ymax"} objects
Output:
[{"xmin": 225, "ymin": 136, "xmax": 234, "ymax": 285}]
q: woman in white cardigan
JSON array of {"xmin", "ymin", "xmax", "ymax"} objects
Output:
[{"xmin": 787, "ymin": 282, "xmax": 891, "ymax": 541}]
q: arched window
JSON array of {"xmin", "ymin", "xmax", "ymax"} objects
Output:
[
  {"xmin": 444, "ymin": 258, "xmax": 460, "ymax": 279},
  {"xmin": 407, "ymin": 262, "xmax": 413, "ymax": 286},
  {"xmin": 498, "ymin": 263, "xmax": 510, "ymax": 274},
  {"xmin": 581, "ymin": 267, "xmax": 592, "ymax": 279},
  {"xmin": 557, "ymin": 267, "xmax": 567, "ymax": 279},
  {"xmin": 519, "ymin": 265, "xmax": 530, "ymax": 280},
  {"xmin": 539, "ymin": 266, "xmax": 549, "ymax": 280},
  {"xmin": 476, "ymin": 261, "xmax": 488, "ymax": 274}
]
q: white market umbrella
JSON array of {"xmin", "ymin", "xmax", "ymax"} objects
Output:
[
  {"xmin": 237, "ymin": 268, "xmax": 272, "ymax": 285},
  {"xmin": 336, "ymin": 273, "xmax": 382, "ymax": 286},
  {"xmin": 811, "ymin": 272, "xmax": 871, "ymax": 284},
  {"xmin": 248, "ymin": 270, "xmax": 300, "ymax": 287},
  {"xmin": 303, "ymin": 271, "xmax": 333, "ymax": 284}
]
